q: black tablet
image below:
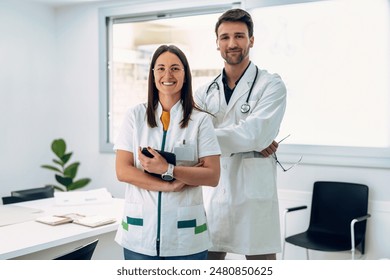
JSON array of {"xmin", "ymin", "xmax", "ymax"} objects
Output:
[{"xmin": 141, "ymin": 147, "xmax": 176, "ymax": 179}]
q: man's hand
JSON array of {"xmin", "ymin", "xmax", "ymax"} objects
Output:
[{"xmin": 260, "ymin": 140, "xmax": 278, "ymax": 157}]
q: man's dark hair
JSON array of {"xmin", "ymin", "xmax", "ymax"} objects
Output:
[{"xmin": 215, "ymin": 8, "xmax": 254, "ymax": 37}]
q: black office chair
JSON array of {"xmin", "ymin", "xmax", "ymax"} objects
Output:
[
  {"xmin": 53, "ymin": 239, "xmax": 99, "ymax": 260},
  {"xmin": 282, "ymin": 181, "xmax": 370, "ymax": 260},
  {"xmin": 2, "ymin": 196, "xmax": 28, "ymax": 205},
  {"xmin": 2, "ymin": 186, "xmax": 54, "ymax": 205}
]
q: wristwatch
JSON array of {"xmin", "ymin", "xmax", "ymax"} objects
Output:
[{"xmin": 161, "ymin": 163, "xmax": 174, "ymax": 181}]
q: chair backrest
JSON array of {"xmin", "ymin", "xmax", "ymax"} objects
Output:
[
  {"xmin": 308, "ymin": 181, "xmax": 369, "ymax": 242},
  {"xmin": 2, "ymin": 196, "xmax": 27, "ymax": 205},
  {"xmin": 2, "ymin": 186, "xmax": 55, "ymax": 205},
  {"xmin": 53, "ymin": 239, "xmax": 99, "ymax": 260},
  {"xmin": 11, "ymin": 185, "xmax": 54, "ymax": 199}
]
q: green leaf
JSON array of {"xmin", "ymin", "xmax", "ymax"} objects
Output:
[
  {"xmin": 43, "ymin": 138, "xmax": 90, "ymax": 192},
  {"xmin": 55, "ymin": 174, "xmax": 73, "ymax": 187},
  {"xmin": 61, "ymin": 152, "xmax": 73, "ymax": 165},
  {"xmin": 51, "ymin": 139, "xmax": 66, "ymax": 158},
  {"xmin": 52, "ymin": 185, "xmax": 66, "ymax": 192},
  {"xmin": 41, "ymin": 165, "xmax": 62, "ymax": 173},
  {"xmin": 64, "ymin": 162, "xmax": 80, "ymax": 179},
  {"xmin": 53, "ymin": 159, "xmax": 64, "ymax": 167},
  {"xmin": 67, "ymin": 178, "xmax": 91, "ymax": 191}
]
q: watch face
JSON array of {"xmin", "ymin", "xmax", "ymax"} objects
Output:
[
  {"xmin": 161, "ymin": 174, "xmax": 174, "ymax": 181},
  {"xmin": 161, "ymin": 163, "xmax": 174, "ymax": 181}
]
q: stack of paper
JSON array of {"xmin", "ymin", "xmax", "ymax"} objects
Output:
[
  {"xmin": 36, "ymin": 215, "xmax": 73, "ymax": 226},
  {"xmin": 36, "ymin": 213, "xmax": 115, "ymax": 227},
  {"xmin": 72, "ymin": 215, "xmax": 116, "ymax": 228}
]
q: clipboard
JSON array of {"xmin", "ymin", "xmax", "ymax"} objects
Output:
[{"xmin": 141, "ymin": 147, "xmax": 176, "ymax": 179}]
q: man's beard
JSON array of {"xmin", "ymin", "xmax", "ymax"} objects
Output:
[{"xmin": 222, "ymin": 48, "xmax": 249, "ymax": 65}]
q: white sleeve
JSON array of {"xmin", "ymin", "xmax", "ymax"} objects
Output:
[
  {"xmin": 194, "ymin": 84, "xmax": 208, "ymax": 110},
  {"xmin": 113, "ymin": 107, "xmax": 135, "ymax": 153},
  {"xmin": 216, "ymin": 75, "xmax": 287, "ymax": 155},
  {"xmin": 197, "ymin": 113, "xmax": 221, "ymax": 158}
]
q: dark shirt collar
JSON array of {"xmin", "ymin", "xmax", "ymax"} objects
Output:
[
  {"xmin": 222, "ymin": 62, "xmax": 252, "ymax": 104},
  {"xmin": 222, "ymin": 61, "xmax": 252, "ymax": 90}
]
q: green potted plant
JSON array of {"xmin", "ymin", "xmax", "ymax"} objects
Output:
[{"xmin": 41, "ymin": 138, "xmax": 91, "ymax": 192}]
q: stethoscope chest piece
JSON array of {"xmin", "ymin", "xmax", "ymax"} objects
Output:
[{"xmin": 240, "ymin": 103, "xmax": 251, "ymax": 113}]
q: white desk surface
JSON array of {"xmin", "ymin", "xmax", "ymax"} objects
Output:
[{"xmin": 0, "ymin": 197, "xmax": 124, "ymax": 260}]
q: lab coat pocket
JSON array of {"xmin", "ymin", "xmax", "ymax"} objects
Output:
[
  {"xmin": 242, "ymin": 158, "xmax": 276, "ymax": 200},
  {"xmin": 121, "ymin": 203, "xmax": 143, "ymax": 245},
  {"xmin": 174, "ymin": 140, "xmax": 197, "ymax": 164},
  {"xmin": 177, "ymin": 204, "xmax": 209, "ymax": 250}
]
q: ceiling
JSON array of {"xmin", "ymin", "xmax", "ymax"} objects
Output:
[{"xmin": 20, "ymin": 0, "xmax": 113, "ymax": 7}]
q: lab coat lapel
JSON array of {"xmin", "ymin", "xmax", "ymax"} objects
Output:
[
  {"xmin": 216, "ymin": 76, "xmax": 228, "ymax": 113},
  {"xmin": 224, "ymin": 63, "xmax": 256, "ymax": 116}
]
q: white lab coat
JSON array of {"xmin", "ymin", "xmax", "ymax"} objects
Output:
[
  {"xmin": 114, "ymin": 101, "xmax": 221, "ymax": 257},
  {"xmin": 195, "ymin": 62, "xmax": 287, "ymax": 255}
]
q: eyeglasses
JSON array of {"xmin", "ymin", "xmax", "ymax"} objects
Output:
[
  {"xmin": 153, "ymin": 66, "xmax": 184, "ymax": 75},
  {"xmin": 273, "ymin": 134, "xmax": 303, "ymax": 172}
]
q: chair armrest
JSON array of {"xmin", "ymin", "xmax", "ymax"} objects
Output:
[
  {"xmin": 286, "ymin": 205, "xmax": 307, "ymax": 213},
  {"xmin": 350, "ymin": 213, "xmax": 371, "ymax": 259},
  {"xmin": 353, "ymin": 214, "xmax": 371, "ymax": 223}
]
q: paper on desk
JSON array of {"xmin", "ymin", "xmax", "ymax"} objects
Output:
[
  {"xmin": 72, "ymin": 215, "xmax": 116, "ymax": 228},
  {"xmin": 54, "ymin": 188, "xmax": 113, "ymax": 206},
  {"xmin": 0, "ymin": 205, "xmax": 43, "ymax": 227},
  {"xmin": 35, "ymin": 215, "xmax": 73, "ymax": 226}
]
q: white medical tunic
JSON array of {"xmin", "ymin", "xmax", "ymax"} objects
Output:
[
  {"xmin": 195, "ymin": 63, "xmax": 287, "ymax": 255},
  {"xmin": 114, "ymin": 101, "xmax": 221, "ymax": 257}
]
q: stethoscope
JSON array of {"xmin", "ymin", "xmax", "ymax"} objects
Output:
[{"xmin": 206, "ymin": 66, "xmax": 259, "ymax": 114}]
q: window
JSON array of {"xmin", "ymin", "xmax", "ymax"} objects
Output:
[
  {"xmin": 99, "ymin": 0, "xmax": 390, "ymax": 168},
  {"xmin": 108, "ymin": 13, "xmax": 223, "ymax": 148},
  {"xmin": 99, "ymin": 3, "xmax": 232, "ymax": 153},
  {"xmin": 247, "ymin": 0, "xmax": 390, "ymax": 167}
]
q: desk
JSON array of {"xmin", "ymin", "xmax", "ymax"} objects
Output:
[{"xmin": 0, "ymin": 197, "xmax": 124, "ymax": 260}]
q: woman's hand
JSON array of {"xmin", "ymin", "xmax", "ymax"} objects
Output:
[
  {"xmin": 168, "ymin": 180, "xmax": 187, "ymax": 192},
  {"xmin": 166, "ymin": 161, "xmax": 204, "ymax": 192},
  {"xmin": 138, "ymin": 147, "xmax": 168, "ymax": 175}
]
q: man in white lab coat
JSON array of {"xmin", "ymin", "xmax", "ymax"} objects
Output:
[{"xmin": 195, "ymin": 8, "xmax": 287, "ymax": 260}]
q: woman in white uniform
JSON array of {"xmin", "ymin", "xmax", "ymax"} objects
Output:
[{"xmin": 114, "ymin": 45, "xmax": 221, "ymax": 260}]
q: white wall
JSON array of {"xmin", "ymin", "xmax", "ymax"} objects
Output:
[
  {"xmin": 1, "ymin": 0, "xmax": 389, "ymax": 260},
  {"xmin": 0, "ymin": 0, "xmax": 60, "ymax": 190},
  {"xmin": 0, "ymin": 0, "xmax": 120, "ymax": 197}
]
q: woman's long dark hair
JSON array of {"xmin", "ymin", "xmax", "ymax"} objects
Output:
[{"xmin": 146, "ymin": 45, "xmax": 199, "ymax": 128}]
